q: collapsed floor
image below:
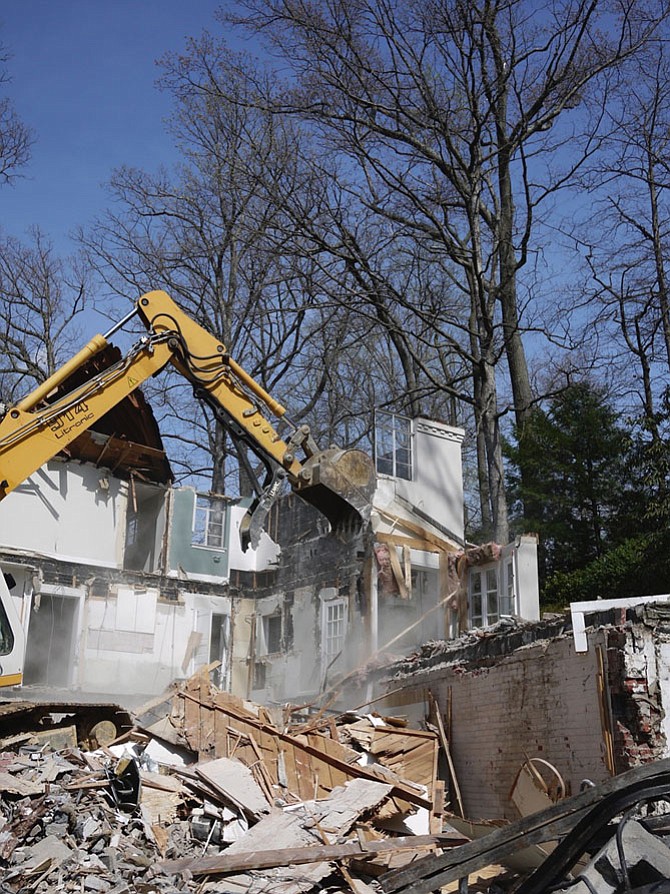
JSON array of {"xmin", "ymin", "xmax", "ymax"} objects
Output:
[{"xmin": 2, "ymin": 671, "xmax": 670, "ymax": 894}]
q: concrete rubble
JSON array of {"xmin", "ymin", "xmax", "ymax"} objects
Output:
[{"xmin": 1, "ymin": 670, "xmax": 670, "ymax": 894}]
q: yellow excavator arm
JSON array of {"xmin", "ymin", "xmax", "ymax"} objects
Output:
[{"xmin": 0, "ymin": 290, "xmax": 374, "ymax": 549}]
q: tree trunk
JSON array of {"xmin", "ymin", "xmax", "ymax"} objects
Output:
[{"xmin": 480, "ymin": 360, "xmax": 509, "ymax": 545}]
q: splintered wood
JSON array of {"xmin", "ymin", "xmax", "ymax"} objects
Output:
[
  {"xmin": 0, "ymin": 671, "xmax": 452, "ymax": 894},
  {"xmin": 164, "ymin": 673, "xmax": 435, "ymax": 809}
]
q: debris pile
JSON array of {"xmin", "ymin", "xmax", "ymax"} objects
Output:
[
  {"xmin": 0, "ymin": 671, "xmax": 457, "ymax": 894},
  {"xmin": 3, "ymin": 670, "xmax": 670, "ymax": 894}
]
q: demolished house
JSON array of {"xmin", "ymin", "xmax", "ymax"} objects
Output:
[
  {"xmin": 3, "ymin": 668, "xmax": 670, "ymax": 894},
  {"xmin": 0, "ymin": 398, "xmax": 540, "ymax": 706}
]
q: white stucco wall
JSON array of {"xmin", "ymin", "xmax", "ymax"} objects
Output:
[
  {"xmin": 0, "ymin": 460, "xmax": 126, "ymax": 567},
  {"xmin": 514, "ymin": 535, "xmax": 541, "ymax": 621},
  {"xmin": 82, "ymin": 589, "xmax": 231, "ymax": 699},
  {"xmin": 373, "ymin": 417, "xmax": 465, "ymax": 543},
  {"xmin": 228, "ymin": 504, "xmax": 281, "ymax": 572}
]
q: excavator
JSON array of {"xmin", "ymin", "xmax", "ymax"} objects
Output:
[{"xmin": 0, "ymin": 289, "xmax": 375, "ymax": 711}]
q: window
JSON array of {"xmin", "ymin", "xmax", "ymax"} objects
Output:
[
  {"xmin": 374, "ymin": 411, "xmax": 413, "ymax": 480},
  {"xmin": 469, "ymin": 563, "xmax": 517, "ymax": 628},
  {"xmin": 193, "ymin": 494, "xmax": 226, "ymax": 550},
  {"xmin": 209, "ymin": 613, "xmax": 230, "ymax": 689},
  {"xmin": 255, "ymin": 611, "xmax": 283, "ymax": 656},
  {"xmin": 323, "ymin": 598, "xmax": 348, "ymax": 663},
  {"xmin": 265, "ymin": 613, "xmax": 282, "ymax": 654},
  {"xmin": 125, "ymin": 511, "xmax": 138, "ymax": 548},
  {"xmin": 500, "ymin": 560, "xmax": 514, "ymax": 617},
  {"xmin": 470, "ymin": 570, "xmax": 483, "ymax": 627}
]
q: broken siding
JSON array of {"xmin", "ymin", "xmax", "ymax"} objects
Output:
[
  {"xmin": 80, "ymin": 588, "xmax": 231, "ymax": 698},
  {"xmin": 606, "ymin": 615, "xmax": 667, "ymax": 770}
]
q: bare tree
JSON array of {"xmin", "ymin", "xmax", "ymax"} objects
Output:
[
  {"xmin": 0, "ymin": 43, "xmax": 32, "ymax": 185},
  {"xmin": 79, "ymin": 45, "xmax": 353, "ymax": 494},
  {"xmin": 217, "ymin": 0, "xmax": 667, "ymax": 542},
  {"xmin": 584, "ymin": 41, "xmax": 670, "ymax": 415},
  {"xmin": 0, "ymin": 228, "xmax": 88, "ymax": 402}
]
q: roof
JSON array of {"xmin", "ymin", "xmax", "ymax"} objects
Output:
[{"xmin": 50, "ymin": 344, "xmax": 173, "ymax": 486}]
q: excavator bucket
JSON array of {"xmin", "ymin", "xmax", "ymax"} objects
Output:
[{"xmin": 294, "ymin": 447, "xmax": 376, "ymax": 538}]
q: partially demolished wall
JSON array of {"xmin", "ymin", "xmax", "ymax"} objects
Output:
[{"xmin": 377, "ymin": 606, "xmax": 670, "ymax": 821}]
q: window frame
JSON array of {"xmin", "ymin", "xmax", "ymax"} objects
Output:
[
  {"xmin": 468, "ymin": 561, "xmax": 517, "ymax": 629},
  {"xmin": 264, "ymin": 612, "xmax": 282, "ymax": 655},
  {"xmin": 192, "ymin": 494, "xmax": 227, "ymax": 551},
  {"xmin": 321, "ymin": 596, "xmax": 348, "ymax": 664},
  {"xmin": 374, "ymin": 410, "xmax": 413, "ymax": 480}
]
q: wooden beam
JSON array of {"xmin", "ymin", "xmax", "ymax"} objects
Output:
[{"xmin": 157, "ymin": 833, "xmax": 468, "ymax": 877}]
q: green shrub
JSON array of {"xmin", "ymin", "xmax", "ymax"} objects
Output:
[{"xmin": 542, "ymin": 532, "xmax": 670, "ymax": 610}]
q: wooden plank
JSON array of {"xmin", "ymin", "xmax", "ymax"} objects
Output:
[
  {"xmin": 428, "ymin": 692, "xmax": 464, "ymax": 818},
  {"xmin": 430, "ymin": 780, "xmax": 445, "ymax": 834},
  {"xmin": 376, "ymin": 532, "xmax": 446, "ymax": 552},
  {"xmin": 196, "ymin": 757, "xmax": 270, "ymax": 819},
  {"xmin": 375, "ymin": 509, "xmax": 460, "ymax": 552},
  {"xmin": 143, "ymin": 797, "xmax": 433, "ymax": 885},
  {"xmin": 387, "ymin": 544, "xmax": 409, "ymax": 598},
  {"xmin": 279, "ymin": 744, "xmax": 300, "ymax": 796},
  {"xmin": 181, "ymin": 688, "xmax": 432, "ymax": 808},
  {"xmin": 198, "ymin": 673, "xmax": 216, "ymax": 756},
  {"xmin": 214, "ymin": 709, "xmax": 229, "ymax": 758}
]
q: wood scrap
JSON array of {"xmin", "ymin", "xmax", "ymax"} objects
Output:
[
  {"xmin": 158, "ymin": 832, "xmax": 465, "ymax": 876},
  {"xmin": 195, "ymin": 755, "xmax": 270, "ymax": 819}
]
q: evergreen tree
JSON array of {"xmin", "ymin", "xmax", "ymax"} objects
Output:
[{"xmin": 507, "ymin": 383, "xmax": 631, "ymax": 585}]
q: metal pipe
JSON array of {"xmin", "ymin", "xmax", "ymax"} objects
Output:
[
  {"xmin": 103, "ymin": 305, "xmax": 139, "ymax": 340},
  {"xmin": 226, "ymin": 356, "xmax": 286, "ymax": 418}
]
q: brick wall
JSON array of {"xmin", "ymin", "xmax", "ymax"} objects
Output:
[
  {"xmin": 607, "ymin": 627, "xmax": 666, "ymax": 771},
  {"xmin": 384, "ymin": 632, "xmax": 610, "ymax": 820}
]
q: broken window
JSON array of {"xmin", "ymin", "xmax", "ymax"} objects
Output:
[
  {"xmin": 193, "ymin": 494, "xmax": 226, "ymax": 550},
  {"xmin": 322, "ymin": 597, "xmax": 348, "ymax": 663},
  {"xmin": 255, "ymin": 610, "xmax": 283, "ymax": 656},
  {"xmin": 374, "ymin": 411, "xmax": 413, "ymax": 480}
]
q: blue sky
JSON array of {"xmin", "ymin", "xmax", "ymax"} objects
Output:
[{"xmin": 1, "ymin": 1, "xmax": 229, "ymax": 255}]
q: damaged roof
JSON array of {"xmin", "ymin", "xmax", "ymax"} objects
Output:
[{"xmin": 48, "ymin": 343, "xmax": 173, "ymax": 486}]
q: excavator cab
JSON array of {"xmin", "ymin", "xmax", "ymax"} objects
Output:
[{"xmin": 0, "ymin": 571, "xmax": 24, "ymax": 687}]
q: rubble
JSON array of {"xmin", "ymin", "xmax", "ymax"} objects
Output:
[
  {"xmin": 2, "ymin": 670, "xmax": 670, "ymax": 894},
  {"xmin": 0, "ymin": 670, "xmax": 451, "ymax": 893}
]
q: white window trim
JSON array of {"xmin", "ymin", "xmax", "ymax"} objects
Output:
[
  {"xmin": 192, "ymin": 494, "xmax": 227, "ymax": 552},
  {"xmin": 374, "ymin": 410, "xmax": 414, "ymax": 481},
  {"xmin": 320, "ymin": 591, "xmax": 348, "ymax": 664},
  {"xmin": 468, "ymin": 560, "xmax": 518, "ymax": 629}
]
